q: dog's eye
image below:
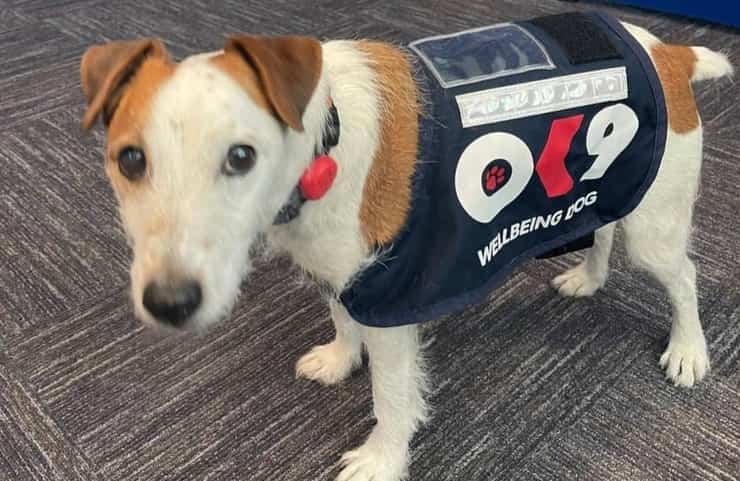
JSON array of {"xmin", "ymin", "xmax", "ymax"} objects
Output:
[
  {"xmin": 224, "ymin": 145, "xmax": 256, "ymax": 176},
  {"xmin": 117, "ymin": 147, "xmax": 146, "ymax": 180}
]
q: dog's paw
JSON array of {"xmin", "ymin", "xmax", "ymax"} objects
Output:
[
  {"xmin": 296, "ymin": 341, "xmax": 359, "ymax": 386},
  {"xmin": 551, "ymin": 265, "xmax": 604, "ymax": 298},
  {"xmin": 660, "ymin": 337, "xmax": 710, "ymax": 387},
  {"xmin": 337, "ymin": 443, "xmax": 407, "ymax": 481}
]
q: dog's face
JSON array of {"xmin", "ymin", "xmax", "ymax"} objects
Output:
[{"xmin": 80, "ymin": 37, "xmax": 323, "ymax": 329}]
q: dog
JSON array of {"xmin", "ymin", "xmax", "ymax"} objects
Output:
[{"xmin": 80, "ymin": 11, "xmax": 733, "ymax": 481}]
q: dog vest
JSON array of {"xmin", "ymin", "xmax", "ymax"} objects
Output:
[{"xmin": 340, "ymin": 11, "xmax": 667, "ymax": 327}]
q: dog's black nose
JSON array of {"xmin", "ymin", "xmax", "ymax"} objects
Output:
[{"xmin": 142, "ymin": 280, "xmax": 202, "ymax": 327}]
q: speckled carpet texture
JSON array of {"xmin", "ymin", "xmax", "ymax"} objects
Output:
[{"xmin": 0, "ymin": 1, "xmax": 738, "ymax": 480}]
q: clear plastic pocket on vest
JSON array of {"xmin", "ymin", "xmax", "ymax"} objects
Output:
[{"xmin": 409, "ymin": 24, "xmax": 555, "ymax": 88}]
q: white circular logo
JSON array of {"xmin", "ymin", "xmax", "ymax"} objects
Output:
[{"xmin": 454, "ymin": 132, "xmax": 534, "ymax": 223}]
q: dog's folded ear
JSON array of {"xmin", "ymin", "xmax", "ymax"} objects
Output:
[
  {"xmin": 80, "ymin": 39, "xmax": 168, "ymax": 130},
  {"xmin": 224, "ymin": 35, "xmax": 322, "ymax": 132}
]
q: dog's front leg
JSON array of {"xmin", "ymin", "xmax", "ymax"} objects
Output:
[
  {"xmin": 297, "ymin": 299, "xmax": 363, "ymax": 385},
  {"xmin": 338, "ymin": 324, "xmax": 428, "ymax": 481}
]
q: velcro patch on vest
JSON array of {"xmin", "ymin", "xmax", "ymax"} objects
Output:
[{"xmin": 527, "ymin": 12, "xmax": 623, "ymax": 64}]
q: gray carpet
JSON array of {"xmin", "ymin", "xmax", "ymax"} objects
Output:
[{"xmin": 1, "ymin": 1, "xmax": 739, "ymax": 480}]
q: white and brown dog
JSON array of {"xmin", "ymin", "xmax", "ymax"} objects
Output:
[{"xmin": 80, "ymin": 13, "xmax": 732, "ymax": 481}]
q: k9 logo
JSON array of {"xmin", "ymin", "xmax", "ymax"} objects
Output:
[{"xmin": 455, "ymin": 103, "xmax": 639, "ymax": 223}]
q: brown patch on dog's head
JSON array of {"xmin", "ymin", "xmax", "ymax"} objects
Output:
[
  {"xmin": 80, "ymin": 39, "xmax": 174, "ymax": 197},
  {"xmin": 651, "ymin": 44, "xmax": 700, "ymax": 134},
  {"xmin": 106, "ymin": 55, "xmax": 176, "ymax": 197},
  {"xmin": 355, "ymin": 41, "xmax": 419, "ymax": 246},
  {"xmin": 80, "ymin": 39, "xmax": 171, "ymax": 130},
  {"xmin": 208, "ymin": 51, "xmax": 271, "ymax": 113},
  {"xmin": 224, "ymin": 35, "xmax": 322, "ymax": 132}
]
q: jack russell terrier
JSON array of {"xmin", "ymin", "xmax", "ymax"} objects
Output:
[{"xmin": 80, "ymin": 11, "xmax": 733, "ymax": 481}]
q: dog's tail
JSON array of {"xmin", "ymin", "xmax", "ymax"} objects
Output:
[{"xmin": 690, "ymin": 46, "xmax": 734, "ymax": 83}]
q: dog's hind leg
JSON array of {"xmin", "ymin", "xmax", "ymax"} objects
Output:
[
  {"xmin": 552, "ymin": 223, "xmax": 616, "ymax": 297},
  {"xmin": 296, "ymin": 299, "xmax": 363, "ymax": 385},
  {"xmin": 621, "ymin": 125, "xmax": 709, "ymax": 387},
  {"xmin": 622, "ymin": 207, "xmax": 709, "ymax": 387}
]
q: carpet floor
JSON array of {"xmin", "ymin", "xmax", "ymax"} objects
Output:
[{"xmin": 1, "ymin": 1, "xmax": 738, "ymax": 480}]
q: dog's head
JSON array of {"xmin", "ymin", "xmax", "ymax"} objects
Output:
[{"xmin": 80, "ymin": 37, "xmax": 325, "ymax": 330}]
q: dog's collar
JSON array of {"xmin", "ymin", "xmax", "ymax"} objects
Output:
[{"xmin": 273, "ymin": 102, "xmax": 340, "ymax": 225}]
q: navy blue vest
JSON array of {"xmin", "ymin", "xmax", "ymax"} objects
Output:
[{"xmin": 340, "ymin": 11, "xmax": 667, "ymax": 327}]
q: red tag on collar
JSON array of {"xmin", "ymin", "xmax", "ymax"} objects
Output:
[{"xmin": 298, "ymin": 155, "xmax": 338, "ymax": 200}]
